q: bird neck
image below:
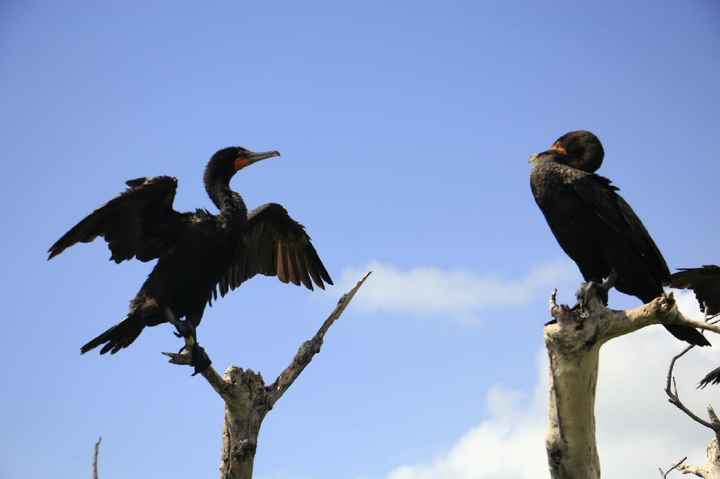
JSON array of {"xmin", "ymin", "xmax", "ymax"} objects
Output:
[{"xmin": 206, "ymin": 181, "xmax": 248, "ymax": 226}]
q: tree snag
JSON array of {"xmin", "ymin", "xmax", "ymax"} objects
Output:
[
  {"xmin": 163, "ymin": 272, "xmax": 370, "ymax": 479},
  {"xmin": 544, "ymin": 285, "xmax": 720, "ymax": 479}
]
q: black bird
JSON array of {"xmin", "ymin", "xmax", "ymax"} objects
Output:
[
  {"xmin": 49, "ymin": 147, "xmax": 333, "ymax": 371},
  {"xmin": 529, "ymin": 130, "xmax": 709, "ymax": 346},
  {"xmin": 670, "ymin": 266, "xmax": 720, "ymax": 387}
]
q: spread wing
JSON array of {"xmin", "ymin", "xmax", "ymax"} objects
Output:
[
  {"xmin": 571, "ymin": 174, "xmax": 670, "ymax": 285},
  {"xmin": 48, "ymin": 176, "xmax": 184, "ymax": 263},
  {"xmin": 671, "ymin": 265, "xmax": 720, "ymax": 315},
  {"xmin": 216, "ymin": 203, "xmax": 332, "ymax": 296}
]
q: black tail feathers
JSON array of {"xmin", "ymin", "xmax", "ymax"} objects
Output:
[
  {"xmin": 664, "ymin": 325, "xmax": 711, "ymax": 347},
  {"xmin": 81, "ymin": 314, "xmax": 144, "ymax": 355}
]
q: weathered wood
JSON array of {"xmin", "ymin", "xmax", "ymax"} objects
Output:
[
  {"xmin": 544, "ymin": 288, "xmax": 718, "ymax": 479},
  {"xmin": 164, "ymin": 272, "xmax": 370, "ymax": 479}
]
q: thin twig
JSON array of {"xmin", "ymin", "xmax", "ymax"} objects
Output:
[
  {"xmin": 664, "ymin": 345, "xmax": 718, "ymax": 430},
  {"xmin": 92, "ymin": 436, "xmax": 102, "ymax": 479},
  {"xmin": 267, "ymin": 272, "xmax": 371, "ymax": 406},
  {"xmin": 658, "ymin": 456, "xmax": 687, "ymax": 478}
]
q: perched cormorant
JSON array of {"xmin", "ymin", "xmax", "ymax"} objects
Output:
[
  {"xmin": 49, "ymin": 147, "xmax": 333, "ymax": 371},
  {"xmin": 529, "ymin": 131, "xmax": 709, "ymax": 346}
]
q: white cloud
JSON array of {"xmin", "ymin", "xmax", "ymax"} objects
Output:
[
  {"xmin": 385, "ymin": 291, "xmax": 719, "ymax": 479},
  {"xmin": 340, "ymin": 260, "xmax": 576, "ymax": 320}
]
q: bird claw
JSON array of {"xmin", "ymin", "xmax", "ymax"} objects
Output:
[
  {"xmin": 190, "ymin": 344, "xmax": 211, "ymax": 376},
  {"xmin": 162, "ymin": 343, "xmax": 212, "ymax": 376}
]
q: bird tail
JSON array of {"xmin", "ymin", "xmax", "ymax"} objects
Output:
[
  {"xmin": 81, "ymin": 314, "xmax": 145, "ymax": 355},
  {"xmin": 664, "ymin": 325, "xmax": 711, "ymax": 347}
]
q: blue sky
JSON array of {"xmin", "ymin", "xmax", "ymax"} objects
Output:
[{"xmin": 1, "ymin": 1, "xmax": 719, "ymax": 478}]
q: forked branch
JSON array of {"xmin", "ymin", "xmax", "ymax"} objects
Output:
[
  {"xmin": 163, "ymin": 272, "xmax": 371, "ymax": 479},
  {"xmin": 661, "ymin": 343, "xmax": 720, "ymax": 478}
]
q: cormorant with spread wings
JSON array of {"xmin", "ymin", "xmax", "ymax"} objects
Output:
[{"xmin": 48, "ymin": 147, "xmax": 333, "ymax": 372}]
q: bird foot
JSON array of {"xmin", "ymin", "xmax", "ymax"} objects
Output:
[
  {"xmin": 602, "ymin": 269, "xmax": 618, "ymax": 291},
  {"xmin": 163, "ymin": 343, "xmax": 212, "ymax": 376},
  {"xmin": 188, "ymin": 343, "xmax": 211, "ymax": 376},
  {"xmin": 575, "ymin": 281, "xmax": 608, "ymax": 317},
  {"xmin": 162, "ymin": 308, "xmax": 209, "ymax": 375}
]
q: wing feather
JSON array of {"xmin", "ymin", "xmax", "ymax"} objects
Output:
[
  {"xmin": 571, "ymin": 174, "xmax": 670, "ymax": 284},
  {"xmin": 218, "ymin": 203, "xmax": 332, "ymax": 294},
  {"xmin": 48, "ymin": 176, "xmax": 183, "ymax": 263},
  {"xmin": 671, "ymin": 266, "xmax": 720, "ymax": 315}
]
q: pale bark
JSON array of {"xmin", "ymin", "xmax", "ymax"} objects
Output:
[
  {"xmin": 676, "ymin": 441, "xmax": 720, "ymax": 478},
  {"xmin": 544, "ymin": 288, "xmax": 720, "ymax": 479},
  {"xmin": 164, "ymin": 272, "xmax": 370, "ymax": 479}
]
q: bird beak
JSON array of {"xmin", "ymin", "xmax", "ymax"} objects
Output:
[
  {"xmin": 528, "ymin": 153, "xmax": 539, "ymax": 164},
  {"xmin": 235, "ymin": 150, "xmax": 281, "ymax": 170}
]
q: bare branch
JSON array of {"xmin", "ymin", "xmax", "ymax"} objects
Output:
[
  {"xmin": 267, "ymin": 271, "xmax": 371, "ymax": 406},
  {"xmin": 93, "ymin": 436, "xmax": 101, "ymax": 479},
  {"xmin": 664, "ymin": 345, "xmax": 718, "ymax": 431},
  {"xmin": 662, "ymin": 343, "xmax": 720, "ymax": 478},
  {"xmin": 161, "ymin": 273, "xmax": 370, "ymax": 479},
  {"xmin": 162, "ymin": 351, "xmax": 232, "ymax": 399},
  {"xmin": 659, "ymin": 457, "xmax": 687, "ymax": 478}
]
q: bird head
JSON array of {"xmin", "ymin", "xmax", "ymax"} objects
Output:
[
  {"xmin": 204, "ymin": 146, "xmax": 281, "ymax": 186},
  {"xmin": 529, "ymin": 131, "xmax": 604, "ymax": 173}
]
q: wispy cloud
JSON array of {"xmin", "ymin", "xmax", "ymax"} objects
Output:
[
  {"xmin": 384, "ymin": 291, "xmax": 716, "ymax": 478},
  {"xmin": 340, "ymin": 260, "xmax": 576, "ymax": 320}
]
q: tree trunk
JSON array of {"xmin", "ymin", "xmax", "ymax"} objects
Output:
[
  {"xmin": 543, "ymin": 288, "xmax": 720, "ymax": 479},
  {"xmin": 218, "ymin": 368, "xmax": 268, "ymax": 479},
  {"xmin": 546, "ymin": 341, "xmax": 601, "ymax": 478}
]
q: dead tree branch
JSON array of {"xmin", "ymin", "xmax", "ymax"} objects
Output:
[
  {"xmin": 661, "ymin": 344, "xmax": 720, "ymax": 478},
  {"xmin": 659, "ymin": 457, "xmax": 687, "ymax": 478},
  {"xmin": 92, "ymin": 436, "xmax": 101, "ymax": 479},
  {"xmin": 163, "ymin": 272, "xmax": 370, "ymax": 479},
  {"xmin": 544, "ymin": 288, "xmax": 718, "ymax": 479}
]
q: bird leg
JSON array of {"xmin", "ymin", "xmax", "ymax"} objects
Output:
[
  {"xmin": 575, "ymin": 269, "xmax": 618, "ymax": 315},
  {"xmin": 602, "ymin": 269, "xmax": 618, "ymax": 291},
  {"xmin": 163, "ymin": 308, "xmax": 212, "ymax": 376}
]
